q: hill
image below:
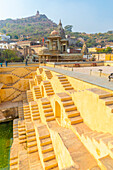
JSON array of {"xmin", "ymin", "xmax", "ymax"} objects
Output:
[{"xmin": 0, "ymin": 11, "xmax": 57, "ymax": 41}]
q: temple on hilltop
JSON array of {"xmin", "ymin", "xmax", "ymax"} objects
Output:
[{"xmin": 38, "ymin": 20, "xmax": 83, "ymax": 62}]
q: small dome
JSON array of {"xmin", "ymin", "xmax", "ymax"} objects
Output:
[{"xmin": 50, "ymin": 30, "xmax": 59, "ymax": 36}]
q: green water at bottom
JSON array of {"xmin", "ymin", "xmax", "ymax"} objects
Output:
[{"xmin": 0, "ymin": 121, "xmax": 13, "ymax": 170}]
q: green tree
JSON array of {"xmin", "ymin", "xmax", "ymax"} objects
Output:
[{"xmin": 64, "ymin": 25, "xmax": 73, "ymax": 32}]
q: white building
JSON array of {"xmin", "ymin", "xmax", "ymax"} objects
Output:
[{"xmin": 0, "ymin": 33, "xmax": 10, "ymax": 41}]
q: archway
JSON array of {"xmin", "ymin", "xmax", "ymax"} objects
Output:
[
  {"xmin": 55, "ymin": 101, "xmax": 61, "ymax": 124},
  {"xmin": 41, "ymin": 86, "xmax": 44, "ymax": 97}
]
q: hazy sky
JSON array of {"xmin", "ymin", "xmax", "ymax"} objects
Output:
[{"xmin": 0, "ymin": 0, "xmax": 113, "ymax": 33}]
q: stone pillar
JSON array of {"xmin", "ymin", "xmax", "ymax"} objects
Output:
[
  {"xmin": 57, "ymin": 38, "xmax": 61, "ymax": 51},
  {"xmin": 49, "ymin": 40, "xmax": 52, "ymax": 50}
]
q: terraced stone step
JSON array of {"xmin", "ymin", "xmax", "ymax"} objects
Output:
[
  {"xmin": 88, "ymin": 88, "xmax": 113, "ymax": 99},
  {"xmin": 27, "ymin": 141, "xmax": 37, "ymax": 148},
  {"xmin": 32, "ymin": 115, "xmax": 40, "ymax": 120},
  {"xmin": 42, "ymin": 151, "xmax": 55, "ymax": 162},
  {"xmin": 40, "ymin": 137, "xmax": 52, "ymax": 146},
  {"xmin": 27, "ymin": 136, "xmax": 36, "ymax": 142},
  {"xmin": 19, "ymin": 135, "xmax": 26, "ymax": 140},
  {"xmin": 101, "ymin": 97, "xmax": 113, "ymax": 105},
  {"xmin": 65, "ymin": 87, "xmax": 74, "ymax": 90},
  {"xmin": 57, "ymin": 93, "xmax": 72, "ymax": 101},
  {"xmin": 18, "ymin": 127, "xmax": 26, "ymax": 132},
  {"xmin": 70, "ymin": 116, "xmax": 83, "ymax": 125},
  {"xmin": 28, "ymin": 145, "xmax": 38, "ymax": 153},
  {"xmin": 63, "ymin": 84, "xmax": 71, "ymax": 87},
  {"xmin": 61, "ymin": 81, "xmax": 70, "ymax": 85},
  {"xmin": 46, "ymin": 116, "xmax": 55, "ymax": 122},
  {"xmin": 66, "ymin": 110, "xmax": 80, "ymax": 118},
  {"xmin": 32, "ymin": 113, "xmax": 40, "ymax": 116},
  {"xmin": 38, "ymin": 126, "xmax": 50, "ymax": 140},
  {"xmin": 10, "ymin": 164, "xmax": 18, "ymax": 170},
  {"xmin": 31, "ymin": 109, "xmax": 39, "ymax": 113},
  {"xmin": 46, "ymin": 89, "xmax": 54, "ymax": 93},
  {"xmin": 47, "ymin": 92, "xmax": 55, "ymax": 96},
  {"xmin": 26, "ymin": 122, "xmax": 35, "ymax": 132},
  {"xmin": 19, "ymin": 138, "xmax": 27, "ymax": 144},
  {"xmin": 64, "ymin": 105, "xmax": 77, "ymax": 112},
  {"xmin": 45, "ymin": 112, "xmax": 54, "ymax": 117},
  {"xmin": 44, "ymin": 158, "xmax": 58, "ymax": 170},
  {"xmin": 45, "ymin": 87, "xmax": 53, "ymax": 90},
  {"xmin": 43, "ymin": 81, "xmax": 51, "ymax": 85},
  {"xmin": 41, "ymin": 144, "xmax": 53, "ymax": 153},
  {"xmin": 43, "ymin": 104, "xmax": 51, "ymax": 108},
  {"xmin": 27, "ymin": 131, "xmax": 36, "ymax": 137},
  {"xmin": 10, "ymin": 158, "xmax": 18, "ymax": 166},
  {"xmin": 62, "ymin": 100, "xmax": 74, "ymax": 106},
  {"xmin": 44, "ymin": 108, "xmax": 53, "ymax": 113}
]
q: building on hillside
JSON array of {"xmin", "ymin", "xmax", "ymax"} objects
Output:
[{"xmin": 0, "ymin": 33, "xmax": 10, "ymax": 42}]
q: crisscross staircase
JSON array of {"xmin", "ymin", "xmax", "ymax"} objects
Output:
[
  {"xmin": 35, "ymin": 124, "xmax": 58, "ymax": 170},
  {"xmin": 57, "ymin": 75, "xmax": 75, "ymax": 92},
  {"xmin": 18, "ymin": 104, "xmax": 24, "ymax": 120},
  {"xmin": 18, "ymin": 120, "xmax": 27, "ymax": 144},
  {"xmin": 13, "ymin": 118, "xmax": 19, "ymax": 138},
  {"xmin": 44, "ymin": 70, "xmax": 53, "ymax": 79},
  {"xmin": 29, "ymin": 79, "xmax": 35, "ymax": 90},
  {"xmin": 42, "ymin": 81, "xmax": 55, "ymax": 96},
  {"xmin": 10, "ymin": 138, "xmax": 19, "ymax": 170},
  {"xmin": 29, "ymin": 101, "xmax": 40, "ymax": 122},
  {"xmin": 27, "ymin": 90, "xmax": 34, "ymax": 102},
  {"xmin": 57, "ymin": 93, "xmax": 83, "ymax": 125},
  {"xmin": 23, "ymin": 103, "xmax": 31, "ymax": 122},
  {"xmin": 26, "ymin": 122, "xmax": 38, "ymax": 154},
  {"xmin": 40, "ymin": 98, "xmax": 55, "ymax": 123},
  {"xmin": 32, "ymin": 86, "xmax": 42, "ymax": 100},
  {"xmin": 35, "ymin": 75, "xmax": 43, "ymax": 85}
]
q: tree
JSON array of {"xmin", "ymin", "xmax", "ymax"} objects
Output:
[
  {"xmin": 1, "ymin": 29, "xmax": 6, "ymax": 34},
  {"xmin": 64, "ymin": 25, "xmax": 73, "ymax": 32}
]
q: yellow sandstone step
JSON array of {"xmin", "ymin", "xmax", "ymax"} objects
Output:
[
  {"xmin": 44, "ymin": 108, "xmax": 53, "ymax": 113},
  {"xmin": 10, "ymin": 158, "xmax": 18, "ymax": 166},
  {"xmin": 41, "ymin": 144, "xmax": 53, "ymax": 153},
  {"xmin": 27, "ymin": 131, "xmax": 35, "ymax": 137},
  {"xmin": 40, "ymin": 137, "xmax": 52, "ymax": 146},
  {"xmin": 44, "ymin": 158, "xmax": 58, "ymax": 170},
  {"xmin": 65, "ymin": 105, "xmax": 77, "ymax": 112},
  {"xmin": 19, "ymin": 138, "xmax": 27, "ymax": 144},
  {"xmin": 10, "ymin": 164, "xmax": 18, "ymax": 170},
  {"xmin": 63, "ymin": 84, "xmax": 71, "ymax": 87},
  {"xmin": 28, "ymin": 145, "xmax": 38, "ymax": 154},
  {"xmin": 62, "ymin": 100, "xmax": 74, "ymax": 106},
  {"xmin": 101, "ymin": 97, "xmax": 113, "ymax": 105},
  {"xmin": 70, "ymin": 116, "xmax": 83, "ymax": 125},
  {"xmin": 47, "ymin": 92, "xmax": 55, "ymax": 96},
  {"xmin": 43, "ymin": 104, "xmax": 51, "ymax": 108},
  {"xmin": 42, "ymin": 151, "xmax": 55, "ymax": 162},
  {"xmin": 33, "ymin": 115, "xmax": 40, "ymax": 120},
  {"xmin": 32, "ymin": 113, "xmax": 40, "ymax": 117},
  {"xmin": 27, "ymin": 136, "xmax": 36, "ymax": 142},
  {"xmin": 46, "ymin": 116, "xmax": 55, "ymax": 122},
  {"xmin": 19, "ymin": 135, "xmax": 26, "ymax": 140},
  {"xmin": 27, "ymin": 141, "xmax": 37, "ymax": 148},
  {"xmin": 45, "ymin": 112, "xmax": 54, "ymax": 117},
  {"xmin": 65, "ymin": 87, "xmax": 74, "ymax": 90},
  {"xmin": 31, "ymin": 109, "xmax": 39, "ymax": 113},
  {"xmin": 66, "ymin": 110, "xmax": 80, "ymax": 118}
]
